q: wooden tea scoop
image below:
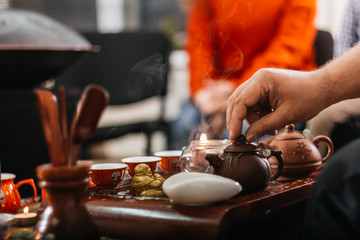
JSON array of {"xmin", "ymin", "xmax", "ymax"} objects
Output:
[
  {"xmin": 35, "ymin": 89, "xmax": 67, "ymax": 166},
  {"xmin": 69, "ymin": 85, "xmax": 109, "ymax": 165}
]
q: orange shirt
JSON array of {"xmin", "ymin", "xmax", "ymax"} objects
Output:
[{"xmin": 186, "ymin": 0, "xmax": 317, "ymax": 98}]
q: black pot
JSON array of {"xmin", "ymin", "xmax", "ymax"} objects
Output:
[{"xmin": 0, "ymin": 9, "xmax": 99, "ymax": 89}]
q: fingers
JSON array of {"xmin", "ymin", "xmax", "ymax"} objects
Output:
[
  {"xmin": 229, "ymin": 106, "xmax": 277, "ymax": 142},
  {"xmin": 227, "ymin": 77, "xmax": 265, "ymax": 140},
  {"xmin": 246, "ymin": 105, "xmax": 274, "ymax": 124},
  {"xmin": 226, "ymin": 68, "xmax": 316, "ymax": 143},
  {"xmin": 226, "ymin": 69, "xmax": 278, "ymax": 141},
  {"xmin": 245, "ymin": 106, "xmax": 289, "ymax": 142},
  {"xmin": 227, "ymin": 105, "xmax": 245, "ymax": 140},
  {"xmin": 226, "ymin": 83, "xmax": 250, "ymax": 140},
  {"xmin": 226, "ymin": 79, "xmax": 252, "ymax": 125}
]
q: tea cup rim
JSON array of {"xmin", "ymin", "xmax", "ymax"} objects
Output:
[
  {"xmin": 121, "ymin": 156, "xmax": 161, "ymax": 163},
  {"xmin": 154, "ymin": 150, "xmax": 182, "ymax": 157},
  {"xmin": 90, "ymin": 163, "xmax": 127, "ymax": 170},
  {"xmin": 1, "ymin": 173, "xmax": 16, "ymax": 180}
]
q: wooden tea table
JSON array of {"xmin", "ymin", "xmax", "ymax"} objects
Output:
[{"xmin": 85, "ymin": 175, "xmax": 316, "ymax": 240}]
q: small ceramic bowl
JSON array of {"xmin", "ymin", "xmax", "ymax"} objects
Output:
[
  {"xmin": 154, "ymin": 150, "xmax": 182, "ymax": 174},
  {"xmin": 90, "ymin": 163, "xmax": 127, "ymax": 188},
  {"xmin": 121, "ymin": 156, "xmax": 161, "ymax": 178}
]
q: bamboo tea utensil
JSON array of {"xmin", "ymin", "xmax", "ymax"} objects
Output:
[
  {"xmin": 35, "ymin": 89, "xmax": 67, "ymax": 166},
  {"xmin": 58, "ymin": 86, "xmax": 69, "ymax": 160},
  {"xmin": 69, "ymin": 85, "xmax": 109, "ymax": 165}
]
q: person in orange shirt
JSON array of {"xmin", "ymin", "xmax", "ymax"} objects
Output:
[{"xmin": 169, "ymin": 0, "xmax": 317, "ymax": 149}]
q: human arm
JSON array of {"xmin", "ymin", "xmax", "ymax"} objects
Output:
[
  {"xmin": 226, "ymin": 43, "xmax": 360, "ymax": 142},
  {"xmin": 188, "ymin": 0, "xmax": 317, "ymax": 116},
  {"xmin": 186, "ymin": 0, "xmax": 217, "ymax": 98},
  {"xmin": 186, "ymin": 1, "xmax": 233, "ymax": 116},
  {"xmin": 194, "ymin": 79, "xmax": 234, "ymax": 115},
  {"xmin": 239, "ymin": 0, "xmax": 316, "ymax": 82}
]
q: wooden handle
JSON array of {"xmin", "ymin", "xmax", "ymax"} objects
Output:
[{"xmin": 35, "ymin": 89, "xmax": 67, "ymax": 166}]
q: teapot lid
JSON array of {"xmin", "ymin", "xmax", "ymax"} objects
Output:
[
  {"xmin": 224, "ymin": 135, "xmax": 258, "ymax": 153},
  {"xmin": 274, "ymin": 124, "xmax": 305, "ymax": 140}
]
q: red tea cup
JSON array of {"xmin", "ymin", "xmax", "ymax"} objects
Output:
[
  {"xmin": 154, "ymin": 150, "xmax": 182, "ymax": 174},
  {"xmin": 89, "ymin": 163, "xmax": 127, "ymax": 188},
  {"xmin": 121, "ymin": 156, "xmax": 161, "ymax": 178}
]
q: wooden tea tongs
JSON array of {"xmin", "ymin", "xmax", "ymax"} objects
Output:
[
  {"xmin": 36, "ymin": 85, "xmax": 108, "ymax": 166},
  {"xmin": 35, "ymin": 89, "xmax": 67, "ymax": 166}
]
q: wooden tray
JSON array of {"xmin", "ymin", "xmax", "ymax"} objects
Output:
[{"xmin": 85, "ymin": 175, "xmax": 316, "ymax": 240}]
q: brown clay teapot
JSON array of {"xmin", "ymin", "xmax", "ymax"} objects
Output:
[
  {"xmin": 267, "ymin": 124, "xmax": 334, "ymax": 179},
  {"xmin": 205, "ymin": 135, "xmax": 283, "ymax": 194}
]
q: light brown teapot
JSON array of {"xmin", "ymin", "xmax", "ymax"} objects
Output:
[
  {"xmin": 205, "ymin": 135, "xmax": 283, "ymax": 194},
  {"xmin": 267, "ymin": 124, "xmax": 334, "ymax": 179}
]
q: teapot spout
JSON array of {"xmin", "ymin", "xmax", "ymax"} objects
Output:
[{"xmin": 205, "ymin": 154, "xmax": 223, "ymax": 169}]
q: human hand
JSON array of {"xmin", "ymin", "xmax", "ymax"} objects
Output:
[
  {"xmin": 194, "ymin": 80, "xmax": 234, "ymax": 115},
  {"xmin": 226, "ymin": 68, "xmax": 329, "ymax": 142}
]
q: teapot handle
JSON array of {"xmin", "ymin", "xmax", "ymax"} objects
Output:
[
  {"xmin": 268, "ymin": 150, "xmax": 284, "ymax": 181},
  {"xmin": 313, "ymin": 135, "xmax": 334, "ymax": 163}
]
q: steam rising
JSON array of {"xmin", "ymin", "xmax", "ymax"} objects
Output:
[
  {"xmin": 123, "ymin": 53, "xmax": 168, "ymax": 103},
  {"xmin": 97, "ymin": 53, "xmax": 168, "ymax": 144}
]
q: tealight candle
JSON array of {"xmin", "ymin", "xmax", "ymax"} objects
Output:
[
  {"xmin": 191, "ymin": 133, "xmax": 220, "ymax": 171},
  {"xmin": 199, "ymin": 133, "xmax": 209, "ymax": 146},
  {"xmin": 14, "ymin": 207, "xmax": 37, "ymax": 226},
  {"xmin": 180, "ymin": 133, "xmax": 231, "ymax": 173}
]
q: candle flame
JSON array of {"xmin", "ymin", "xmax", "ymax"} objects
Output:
[
  {"xmin": 24, "ymin": 206, "xmax": 29, "ymax": 215},
  {"xmin": 200, "ymin": 133, "xmax": 208, "ymax": 144}
]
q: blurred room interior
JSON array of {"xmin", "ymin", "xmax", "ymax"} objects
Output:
[
  {"xmin": 0, "ymin": 2, "xmax": 354, "ymax": 238},
  {"xmin": 0, "ymin": 0, "xmax": 350, "ymax": 161}
]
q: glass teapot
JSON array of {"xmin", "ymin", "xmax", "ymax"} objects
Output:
[{"xmin": 179, "ymin": 136, "xmax": 231, "ymax": 173}]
